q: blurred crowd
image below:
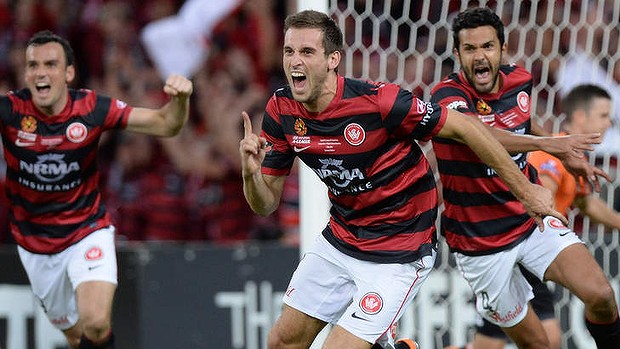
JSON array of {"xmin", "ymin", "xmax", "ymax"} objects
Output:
[
  {"xmin": 0, "ymin": 0, "xmax": 300, "ymax": 245},
  {"xmin": 0, "ymin": 0, "xmax": 620, "ymax": 245}
]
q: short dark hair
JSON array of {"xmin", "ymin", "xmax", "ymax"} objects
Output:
[
  {"xmin": 27, "ymin": 30, "xmax": 75, "ymax": 67},
  {"xmin": 562, "ymin": 84, "xmax": 611, "ymax": 121},
  {"xmin": 284, "ymin": 10, "xmax": 343, "ymax": 56},
  {"xmin": 452, "ymin": 7, "xmax": 505, "ymax": 50}
]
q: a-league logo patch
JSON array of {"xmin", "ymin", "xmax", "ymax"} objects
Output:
[
  {"xmin": 21, "ymin": 116, "xmax": 37, "ymax": 133},
  {"xmin": 359, "ymin": 292, "xmax": 383, "ymax": 314}
]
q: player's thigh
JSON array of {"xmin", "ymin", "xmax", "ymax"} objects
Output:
[
  {"xmin": 75, "ymin": 281, "xmax": 116, "ymax": 322},
  {"xmin": 268, "ymin": 304, "xmax": 326, "ymax": 348},
  {"xmin": 544, "ymin": 243, "xmax": 614, "ymax": 306},
  {"xmin": 68, "ymin": 227, "xmax": 118, "ymax": 321},
  {"xmin": 519, "ymin": 216, "xmax": 583, "ymax": 281},
  {"xmin": 324, "ymin": 325, "xmax": 373, "ymax": 349}
]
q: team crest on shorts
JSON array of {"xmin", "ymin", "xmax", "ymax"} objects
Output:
[
  {"xmin": 548, "ymin": 218, "xmax": 566, "ymax": 229},
  {"xmin": 359, "ymin": 292, "xmax": 383, "ymax": 314},
  {"xmin": 85, "ymin": 246, "xmax": 103, "ymax": 261}
]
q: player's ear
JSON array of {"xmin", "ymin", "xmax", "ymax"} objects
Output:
[
  {"xmin": 572, "ymin": 109, "xmax": 588, "ymax": 127},
  {"xmin": 328, "ymin": 50, "xmax": 341, "ymax": 71},
  {"xmin": 66, "ymin": 65, "xmax": 75, "ymax": 84}
]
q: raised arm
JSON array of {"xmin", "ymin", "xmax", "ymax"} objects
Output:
[
  {"xmin": 125, "ymin": 74, "xmax": 193, "ymax": 137},
  {"xmin": 239, "ymin": 111, "xmax": 287, "ymax": 216},
  {"xmin": 437, "ymin": 109, "xmax": 567, "ymax": 229}
]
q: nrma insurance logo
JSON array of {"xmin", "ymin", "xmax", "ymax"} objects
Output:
[
  {"xmin": 20, "ymin": 153, "xmax": 80, "ymax": 183},
  {"xmin": 314, "ymin": 158, "xmax": 372, "ymax": 195},
  {"xmin": 314, "ymin": 158, "xmax": 364, "ymax": 187}
]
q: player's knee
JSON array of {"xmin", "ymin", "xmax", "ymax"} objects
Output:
[
  {"xmin": 80, "ymin": 314, "xmax": 111, "ymax": 341},
  {"xmin": 582, "ymin": 282, "xmax": 617, "ymax": 318},
  {"xmin": 62, "ymin": 326, "xmax": 83, "ymax": 349},
  {"xmin": 65, "ymin": 335, "xmax": 81, "ymax": 349},
  {"xmin": 268, "ymin": 326, "xmax": 307, "ymax": 349},
  {"xmin": 267, "ymin": 329, "xmax": 287, "ymax": 349}
]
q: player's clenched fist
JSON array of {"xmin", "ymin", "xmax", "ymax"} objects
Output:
[
  {"xmin": 240, "ymin": 111, "xmax": 267, "ymax": 178},
  {"xmin": 163, "ymin": 74, "xmax": 193, "ymax": 97}
]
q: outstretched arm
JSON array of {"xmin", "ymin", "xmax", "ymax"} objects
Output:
[
  {"xmin": 575, "ymin": 195, "xmax": 620, "ymax": 230},
  {"xmin": 488, "ymin": 127, "xmax": 611, "ymax": 191},
  {"xmin": 488, "ymin": 126, "xmax": 600, "ymax": 159},
  {"xmin": 239, "ymin": 111, "xmax": 287, "ymax": 216},
  {"xmin": 437, "ymin": 109, "xmax": 567, "ymax": 229},
  {"xmin": 126, "ymin": 74, "xmax": 194, "ymax": 137}
]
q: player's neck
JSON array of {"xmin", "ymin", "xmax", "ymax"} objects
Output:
[{"xmin": 306, "ymin": 73, "xmax": 338, "ymax": 113}]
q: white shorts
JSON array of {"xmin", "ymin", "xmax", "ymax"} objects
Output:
[
  {"xmin": 453, "ymin": 216, "xmax": 582, "ymax": 327},
  {"xmin": 283, "ymin": 234, "xmax": 435, "ymax": 348},
  {"xmin": 18, "ymin": 226, "xmax": 118, "ymax": 330}
]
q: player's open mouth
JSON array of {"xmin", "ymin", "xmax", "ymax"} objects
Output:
[
  {"xmin": 35, "ymin": 82, "xmax": 51, "ymax": 94},
  {"xmin": 474, "ymin": 66, "xmax": 491, "ymax": 81},
  {"xmin": 291, "ymin": 71, "xmax": 307, "ymax": 90}
]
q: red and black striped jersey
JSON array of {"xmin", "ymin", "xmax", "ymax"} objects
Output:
[
  {"xmin": 430, "ymin": 64, "xmax": 539, "ymax": 255},
  {"xmin": 261, "ymin": 75, "xmax": 448, "ymax": 263},
  {"xmin": 0, "ymin": 88, "xmax": 131, "ymax": 253}
]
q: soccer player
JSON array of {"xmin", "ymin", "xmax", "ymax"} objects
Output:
[
  {"xmin": 2, "ymin": 30, "xmax": 192, "ymax": 349},
  {"xmin": 529, "ymin": 84, "xmax": 620, "ymax": 229},
  {"xmin": 434, "ymin": 89, "xmax": 620, "ymax": 349},
  {"xmin": 428, "ymin": 7, "xmax": 619, "ymax": 349},
  {"xmin": 240, "ymin": 9, "xmax": 571, "ymax": 349}
]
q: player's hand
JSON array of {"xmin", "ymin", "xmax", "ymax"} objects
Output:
[
  {"xmin": 520, "ymin": 183, "xmax": 568, "ymax": 231},
  {"xmin": 544, "ymin": 133, "xmax": 601, "ymax": 160},
  {"xmin": 561, "ymin": 156, "xmax": 612, "ymax": 192},
  {"xmin": 240, "ymin": 111, "xmax": 266, "ymax": 178},
  {"xmin": 163, "ymin": 74, "xmax": 193, "ymax": 98}
]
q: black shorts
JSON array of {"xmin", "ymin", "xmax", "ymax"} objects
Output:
[{"xmin": 476, "ymin": 264, "xmax": 556, "ymax": 339}]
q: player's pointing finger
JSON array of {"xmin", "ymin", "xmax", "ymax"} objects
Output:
[{"xmin": 242, "ymin": 111, "xmax": 253, "ymax": 138}]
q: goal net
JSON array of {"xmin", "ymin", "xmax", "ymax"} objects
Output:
[{"xmin": 300, "ymin": 0, "xmax": 620, "ymax": 348}]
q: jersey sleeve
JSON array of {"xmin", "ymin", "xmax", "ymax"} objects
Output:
[
  {"xmin": 98, "ymin": 94, "xmax": 133, "ymax": 130},
  {"xmin": 259, "ymin": 95, "xmax": 295, "ymax": 176},
  {"xmin": 380, "ymin": 84, "xmax": 447, "ymax": 141},
  {"xmin": 431, "ymin": 82, "xmax": 474, "ymax": 114}
]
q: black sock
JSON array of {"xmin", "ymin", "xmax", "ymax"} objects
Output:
[
  {"xmin": 78, "ymin": 332, "xmax": 115, "ymax": 349},
  {"xmin": 586, "ymin": 317, "xmax": 620, "ymax": 349}
]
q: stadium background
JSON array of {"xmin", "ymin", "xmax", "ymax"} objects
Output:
[{"xmin": 1, "ymin": 0, "xmax": 619, "ymax": 348}]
